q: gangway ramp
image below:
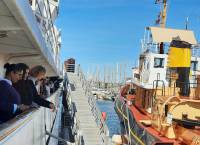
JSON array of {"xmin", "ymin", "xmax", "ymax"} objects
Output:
[{"xmin": 67, "ymin": 72, "xmax": 101, "ymax": 145}]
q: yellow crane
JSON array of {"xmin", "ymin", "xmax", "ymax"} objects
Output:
[{"xmin": 155, "ymin": 0, "xmax": 167, "ymax": 28}]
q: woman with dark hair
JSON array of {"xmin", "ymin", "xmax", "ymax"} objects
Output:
[
  {"xmin": 14, "ymin": 64, "xmax": 55, "ymax": 110},
  {"xmin": 0, "ymin": 63, "xmax": 29, "ymax": 123},
  {"xmin": 13, "ymin": 63, "xmax": 31, "ymax": 105},
  {"xmin": 17, "ymin": 63, "xmax": 29, "ymax": 80}
]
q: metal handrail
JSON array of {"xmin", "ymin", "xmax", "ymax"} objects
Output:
[
  {"xmin": 64, "ymin": 75, "xmax": 82, "ymax": 145},
  {"xmin": 88, "ymin": 96, "xmax": 110, "ymax": 144},
  {"xmin": 153, "ymin": 76, "xmax": 200, "ymax": 99},
  {"xmin": 46, "ymin": 130, "xmax": 74, "ymax": 145},
  {"xmin": 75, "ymin": 65, "xmax": 111, "ymax": 145}
]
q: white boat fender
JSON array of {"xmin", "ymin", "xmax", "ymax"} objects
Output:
[{"xmin": 112, "ymin": 134, "xmax": 122, "ymax": 144}]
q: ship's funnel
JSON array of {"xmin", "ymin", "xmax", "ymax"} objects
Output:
[
  {"xmin": 168, "ymin": 40, "xmax": 191, "ymax": 96},
  {"xmin": 168, "ymin": 40, "xmax": 191, "ymax": 67}
]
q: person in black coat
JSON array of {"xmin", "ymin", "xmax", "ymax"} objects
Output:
[
  {"xmin": 0, "ymin": 63, "xmax": 29, "ymax": 123},
  {"xmin": 13, "ymin": 63, "xmax": 55, "ymax": 110},
  {"xmin": 13, "ymin": 63, "xmax": 31, "ymax": 105}
]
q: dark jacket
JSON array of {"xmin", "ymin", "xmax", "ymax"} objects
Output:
[
  {"xmin": 0, "ymin": 80, "xmax": 21, "ymax": 122},
  {"xmin": 13, "ymin": 80, "xmax": 52, "ymax": 108},
  {"xmin": 13, "ymin": 80, "xmax": 32, "ymax": 105}
]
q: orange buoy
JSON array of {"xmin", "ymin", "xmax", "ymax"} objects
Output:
[{"xmin": 101, "ymin": 112, "xmax": 106, "ymax": 121}]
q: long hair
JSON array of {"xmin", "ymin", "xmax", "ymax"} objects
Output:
[{"xmin": 17, "ymin": 63, "xmax": 29, "ymax": 80}]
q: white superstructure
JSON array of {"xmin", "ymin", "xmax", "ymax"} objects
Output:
[
  {"xmin": 133, "ymin": 27, "xmax": 200, "ymax": 89},
  {"xmin": 0, "ymin": 0, "xmax": 61, "ymax": 76},
  {"xmin": 0, "ymin": 0, "xmax": 63, "ymax": 145}
]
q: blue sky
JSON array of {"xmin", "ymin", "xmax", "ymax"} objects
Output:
[{"xmin": 56, "ymin": 0, "xmax": 200, "ymax": 78}]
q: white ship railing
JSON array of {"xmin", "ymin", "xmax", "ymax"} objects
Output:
[
  {"xmin": 0, "ymin": 89, "xmax": 65, "ymax": 145},
  {"xmin": 33, "ymin": 0, "xmax": 58, "ymax": 52},
  {"xmin": 192, "ymin": 44, "xmax": 200, "ymax": 57},
  {"xmin": 141, "ymin": 32, "xmax": 200, "ymax": 57},
  {"xmin": 33, "ymin": 0, "xmax": 61, "ymax": 71}
]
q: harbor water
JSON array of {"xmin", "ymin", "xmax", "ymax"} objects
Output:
[{"xmin": 96, "ymin": 100, "xmax": 121, "ymax": 137}]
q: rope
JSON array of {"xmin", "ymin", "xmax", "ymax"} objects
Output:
[
  {"xmin": 116, "ymin": 102, "xmax": 145, "ymax": 145},
  {"xmin": 126, "ymin": 103, "xmax": 132, "ymax": 145},
  {"xmin": 121, "ymin": 102, "xmax": 129, "ymax": 144}
]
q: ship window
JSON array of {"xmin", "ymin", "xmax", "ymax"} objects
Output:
[
  {"xmin": 154, "ymin": 58, "xmax": 164, "ymax": 68},
  {"xmin": 191, "ymin": 61, "xmax": 198, "ymax": 71}
]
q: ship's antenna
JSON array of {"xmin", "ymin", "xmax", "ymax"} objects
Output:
[
  {"xmin": 185, "ymin": 17, "xmax": 189, "ymax": 30},
  {"xmin": 155, "ymin": 0, "xmax": 167, "ymax": 28}
]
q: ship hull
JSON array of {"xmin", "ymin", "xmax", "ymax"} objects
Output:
[{"xmin": 114, "ymin": 98, "xmax": 174, "ymax": 145}]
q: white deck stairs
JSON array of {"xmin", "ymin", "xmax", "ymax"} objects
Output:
[{"xmin": 67, "ymin": 72, "xmax": 102, "ymax": 145}]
